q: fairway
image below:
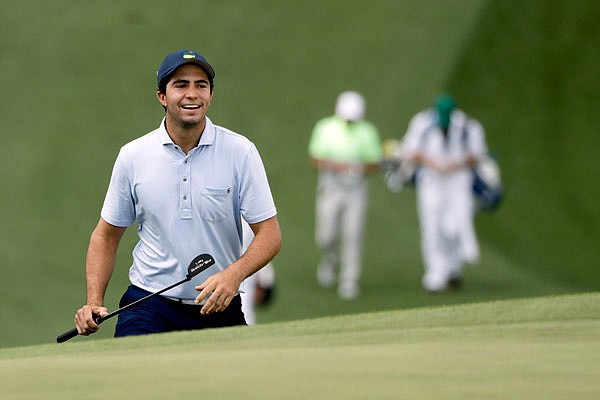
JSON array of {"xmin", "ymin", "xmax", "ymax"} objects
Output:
[{"xmin": 2, "ymin": 293, "xmax": 598, "ymax": 399}]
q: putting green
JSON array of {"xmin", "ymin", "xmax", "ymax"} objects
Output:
[{"xmin": 2, "ymin": 293, "xmax": 598, "ymax": 399}]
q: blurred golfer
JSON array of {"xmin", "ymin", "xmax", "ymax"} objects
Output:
[
  {"xmin": 308, "ymin": 91, "xmax": 382, "ymax": 299},
  {"xmin": 73, "ymin": 49, "xmax": 281, "ymax": 337},
  {"xmin": 401, "ymin": 94, "xmax": 487, "ymax": 292}
]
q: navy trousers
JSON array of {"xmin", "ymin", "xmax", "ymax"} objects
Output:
[{"xmin": 114, "ymin": 285, "xmax": 247, "ymax": 337}]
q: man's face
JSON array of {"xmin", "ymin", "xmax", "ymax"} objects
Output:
[{"xmin": 156, "ymin": 64, "xmax": 213, "ymax": 128}]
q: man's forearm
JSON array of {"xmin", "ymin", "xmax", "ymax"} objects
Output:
[
  {"xmin": 236, "ymin": 216, "xmax": 282, "ymax": 280},
  {"xmin": 85, "ymin": 219, "xmax": 126, "ymax": 306}
]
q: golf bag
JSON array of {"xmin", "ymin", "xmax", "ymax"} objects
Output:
[
  {"xmin": 471, "ymin": 154, "xmax": 504, "ymax": 212},
  {"xmin": 381, "ymin": 138, "xmax": 417, "ymax": 193}
]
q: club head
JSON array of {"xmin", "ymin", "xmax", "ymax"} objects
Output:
[{"xmin": 186, "ymin": 253, "xmax": 215, "ymax": 279}]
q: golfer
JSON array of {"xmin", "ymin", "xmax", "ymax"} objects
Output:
[
  {"xmin": 73, "ymin": 49, "xmax": 281, "ymax": 337},
  {"xmin": 308, "ymin": 91, "xmax": 382, "ymax": 299}
]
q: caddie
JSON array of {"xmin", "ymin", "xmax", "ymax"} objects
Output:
[{"xmin": 401, "ymin": 94, "xmax": 487, "ymax": 292}]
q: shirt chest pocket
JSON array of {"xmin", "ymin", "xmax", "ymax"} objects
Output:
[{"xmin": 200, "ymin": 187, "xmax": 232, "ymax": 222}]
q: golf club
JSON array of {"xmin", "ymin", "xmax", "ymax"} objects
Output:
[{"xmin": 56, "ymin": 253, "xmax": 215, "ymax": 343}]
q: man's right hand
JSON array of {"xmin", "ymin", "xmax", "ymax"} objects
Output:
[{"xmin": 74, "ymin": 304, "xmax": 109, "ymax": 336}]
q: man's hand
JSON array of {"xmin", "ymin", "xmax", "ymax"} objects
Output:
[
  {"xmin": 194, "ymin": 216, "xmax": 280, "ymax": 315},
  {"xmin": 194, "ymin": 267, "xmax": 244, "ymax": 315},
  {"xmin": 74, "ymin": 304, "xmax": 109, "ymax": 336}
]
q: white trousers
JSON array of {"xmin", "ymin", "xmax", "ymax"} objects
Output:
[
  {"xmin": 416, "ymin": 175, "xmax": 479, "ymax": 291},
  {"xmin": 315, "ymin": 181, "xmax": 367, "ymax": 288}
]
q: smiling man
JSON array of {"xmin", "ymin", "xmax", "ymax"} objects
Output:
[{"xmin": 72, "ymin": 50, "xmax": 281, "ymax": 338}]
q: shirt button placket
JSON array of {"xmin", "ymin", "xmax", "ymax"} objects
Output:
[{"xmin": 180, "ymin": 157, "xmax": 192, "ymax": 219}]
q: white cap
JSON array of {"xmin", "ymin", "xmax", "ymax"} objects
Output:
[{"xmin": 335, "ymin": 91, "xmax": 365, "ymax": 121}]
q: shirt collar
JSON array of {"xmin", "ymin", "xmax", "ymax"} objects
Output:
[
  {"xmin": 158, "ymin": 117, "xmax": 216, "ymax": 147},
  {"xmin": 158, "ymin": 118, "xmax": 172, "ymax": 145},
  {"xmin": 198, "ymin": 117, "xmax": 215, "ymax": 146}
]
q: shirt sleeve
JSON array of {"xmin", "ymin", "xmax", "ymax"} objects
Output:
[
  {"xmin": 100, "ymin": 148, "xmax": 136, "ymax": 227},
  {"xmin": 238, "ymin": 144, "xmax": 277, "ymax": 224},
  {"xmin": 401, "ymin": 111, "xmax": 431, "ymax": 155},
  {"xmin": 360, "ymin": 122, "xmax": 382, "ymax": 163},
  {"xmin": 466, "ymin": 118, "xmax": 488, "ymax": 157},
  {"xmin": 308, "ymin": 118, "xmax": 328, "ymax": 159}
]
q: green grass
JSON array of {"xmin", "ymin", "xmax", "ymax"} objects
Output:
[
  {"xmin": 1, "ymin": 0, "xmax": 599, "ymax": 349},
  {"xmin": 2, "ymin": 293, "xmax": 599, "ymax": 399}
]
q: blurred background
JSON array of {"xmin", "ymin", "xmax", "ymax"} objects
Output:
[{"xmin": 1, "ymin": 0, "xmax": 598, "ymax": 347}]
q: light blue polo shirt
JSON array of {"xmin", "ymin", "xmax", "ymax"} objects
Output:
[{"xmin": 101, "ymin": 117, "xmax": 277, "ymax": 299}]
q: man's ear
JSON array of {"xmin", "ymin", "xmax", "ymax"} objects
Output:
[{"xmin": 156, "ymin": 90, "xmax": 167, "ymax": 107}]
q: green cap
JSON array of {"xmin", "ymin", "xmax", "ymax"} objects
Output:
[{"xmin": 435, "ymin": 94, "xmax": 456, "ymax": 130}]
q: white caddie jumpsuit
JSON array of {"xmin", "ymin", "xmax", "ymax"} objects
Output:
[{"xmin": 402, "ymin": 108, "xmax": 487, "ymax": 291}]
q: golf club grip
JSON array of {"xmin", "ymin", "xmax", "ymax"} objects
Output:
[
  {"xmin": 56, "ymin": 328, "xmax": 78, "ymax": 343},
  {"xmin": 56, "ymin": 315, "xmax": 105, "ymax": 343}
]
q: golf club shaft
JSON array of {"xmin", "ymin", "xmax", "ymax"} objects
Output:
[
  {"xmin": 56, "ymin": 277, "xmax": 189, "ymax": 343},
  {"xmin": 96, "ymin": 277, "xmax": 189, "ymax": 323}
]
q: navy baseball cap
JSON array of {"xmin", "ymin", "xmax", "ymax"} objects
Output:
[{"xmin": 157, "ymin": 50, "xmax": 215, "ymax": 91}]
